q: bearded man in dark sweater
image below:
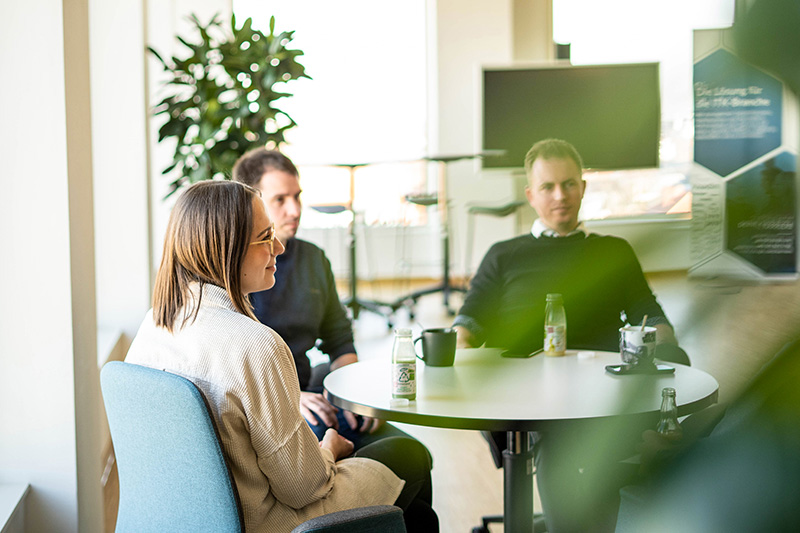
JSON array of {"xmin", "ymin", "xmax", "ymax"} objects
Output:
[
  {"xmin": 454, "ymin": 139, "xmax": 685, "ymax": 532},
  {"xmin": 233, "ymin": 149, "xmax": 407, "ymax": 449}
]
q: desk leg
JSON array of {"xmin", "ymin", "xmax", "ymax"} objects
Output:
[{"xmin": 503, "ymin": 430, "xmax": 534, "ymax": 533}]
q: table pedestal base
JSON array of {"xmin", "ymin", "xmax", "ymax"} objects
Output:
[{"xmin": 503, "ymin": 430, "xmax": 536, "ymax": 532}]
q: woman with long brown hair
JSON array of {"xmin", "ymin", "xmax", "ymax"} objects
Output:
[{"xmin": 126, "ymin": 180, "xmax": 437, "ymax": 532}]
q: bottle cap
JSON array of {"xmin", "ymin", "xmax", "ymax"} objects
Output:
[
  {"xmin": 395, "ymin": 328, "xmax": 412, "ymax": 336},
  {"xmin": 546, "ymin": 293, "xmax": 562, "ymax": 300}
]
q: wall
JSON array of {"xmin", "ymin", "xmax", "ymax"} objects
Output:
[
  {"xmin": 91, "ymin": 0, "xmax": 152, "ymax": 339},
  {"xmin": 0, "ymin": 0, "xmax": 102, "ymax": 531},
  {"xmin": 0, "ymin": 0, "xmax": 221, "ymax": 529},
  {"xmin": 432, "ymin": 0, "xmax": 518, "ymax": 275},
  {"xmin": 298, "ymin": 225, "xmax": 443, "ymax": 280}
]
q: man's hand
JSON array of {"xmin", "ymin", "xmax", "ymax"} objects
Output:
[
  {"xmin": 654, "ymin": 324, "xmax": 678, "ymax": 346},
  {"xmin": 454, "ymin": 325, "xmax": 477, "ymax": 348},
  {"xmin": 329, "ymin": 352, "xmax": 358, "ymax": 372},
  {"xmin": 320, "ymin": 428, "xmax": 354, "ymax": 461},
  {"xmin": 342, "ymin": 410, "xmax": 385, "ymax": 434},
  {"xmin": 300, "ymin": 391, "xmax": 339, "ymax": 430},
  {"xmin": 637, "ymin": 429, "xmax": 682, "ymax": 476},
  {"xmin": 329, "ymin": 352, "xmax": 385, "ymax": 433}
]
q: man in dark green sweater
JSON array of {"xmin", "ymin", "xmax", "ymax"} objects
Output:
[
  {"xmin": 454, "ymin": 138, "xmax": 682, "ymax": 532},
  {"xmin": 454, "ymin": 138, "xmax": 678, "ymax": 353}
]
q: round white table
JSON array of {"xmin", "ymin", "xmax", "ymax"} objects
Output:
[{"xmin": 324, "ymin": 348, "xmax": 719, "ymax": 532}]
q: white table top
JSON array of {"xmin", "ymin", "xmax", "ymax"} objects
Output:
[{"xmin": 324, "ymin": 348, "xmax": 719, "ymax": 432}]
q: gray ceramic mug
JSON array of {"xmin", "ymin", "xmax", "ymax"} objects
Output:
[{"xmin": 414, "ymin": 328, "xmax": 457, "ymax": 366}]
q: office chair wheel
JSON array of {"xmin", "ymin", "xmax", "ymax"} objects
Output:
[
  {"xmin": 472, "ymin": 514, "xmax": 547, "ymax": 533},
  {"xmin": 473, "ymin": 514, "xmax": 503, "ymax": 533},
  {"xmin": 406, "ymin": 299, "xmax": 417, "ymax": 320}
]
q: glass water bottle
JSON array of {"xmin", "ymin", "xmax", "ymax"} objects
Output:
[
  {"xmin": 391, "ymin": 328, "xmax": 416, "ymax": 400},
  {"xmin": 656, "ymin": 387, "xmax": 683, "ymax": 440},
  {"xmin": 544, "ymin": 293, "xmax": 567, "ymax": 356}
]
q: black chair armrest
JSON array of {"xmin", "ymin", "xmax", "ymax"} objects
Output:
[
  {"xmin": 292, "ymin": 505, "xmax": 405, "ymax": 533},
  {"xmin": 655, "ymin": 344, "xmax": 691, "ymax": 366}
]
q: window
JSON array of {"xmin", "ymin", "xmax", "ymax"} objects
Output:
[
  {"xmin": 553, "ymin": 0, "xmax": 736, "ymax": 220},
  {"xmin": 233, "ymin": 0, "xmax": 429, "ymax": 228}
]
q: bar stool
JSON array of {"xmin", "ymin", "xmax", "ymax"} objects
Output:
[
  {"xmin": 310, "ymin": 201, "xmax": 395, "ymax": 328},
  {"xmin": 464, "ymin": 200, "xmax": 526, "ymax": 277},
  {"xmin": 392, "ymin": 153, "xmax": 501, "ymax": 316},
  {"xmin": 392, "ymin": 192, "xmax": 466, "ymax": 318}
]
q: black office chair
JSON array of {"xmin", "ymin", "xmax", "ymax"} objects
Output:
[
  {"xmin": 473, "ymin": 514, "xmax": 547, "ymax": 533},
  {"xmin": 464, "ymin": 200, "xmax": 526, "ymax": 278}
]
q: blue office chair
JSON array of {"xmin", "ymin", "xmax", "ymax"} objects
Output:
[{"xmin": 101, "ymin": 361, "xmax": 405, "ymax": 533}]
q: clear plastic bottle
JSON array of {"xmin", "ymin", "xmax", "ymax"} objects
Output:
[
  {"xmin": 543, "ymin": 293, "xmax": 567, "ymax": 356},
  {"xmin": 391, "ymin": 328, "xmax": 416, "ymax": 400},
  {"xmin": 656, "ymin": 387, "xmax": 683, "ymax": 441}
]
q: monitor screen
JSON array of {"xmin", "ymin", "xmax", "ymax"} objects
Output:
[{"xmin": 482, "ymin": 63, "xmax": 661, "ymax": 171}]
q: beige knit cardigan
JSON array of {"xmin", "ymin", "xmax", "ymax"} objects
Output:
[{"xmin": 125, "ymin": 283, "xmax": 403, "ymax": 533}]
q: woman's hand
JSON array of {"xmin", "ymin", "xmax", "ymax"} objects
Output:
[{"xmin": 320, "ymin": 428, "xmax": 354, "ymax": 460}]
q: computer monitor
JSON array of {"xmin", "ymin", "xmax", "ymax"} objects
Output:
[{"xmin": 481, "ymin": 62, "xmax": 661, "ymax": 171}]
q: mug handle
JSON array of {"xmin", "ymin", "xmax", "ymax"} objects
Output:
[{"xmin": 413, "ymin": 336, "xmax": 425, "ymax": 361}]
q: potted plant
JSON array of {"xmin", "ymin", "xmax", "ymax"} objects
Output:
[{"xmin": 150, "ymin": 13, "xmax": 309, "ymax": 197}]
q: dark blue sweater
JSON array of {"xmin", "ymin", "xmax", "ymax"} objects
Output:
[
  {"xmin": 249, "ymin": 238, "xmax": 355, "ymax": 390},
  {"xmin": 454, "ymin": 232, "xmax": 671, "ymax": 354}
]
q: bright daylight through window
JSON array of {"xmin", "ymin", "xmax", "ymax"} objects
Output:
[
  {"xmin": 553, "ymin": 0, "xmax": 735, "ymax": 220},
  {"xmin": 233, "ymin": 0, "xmax": 429, "ymax": 229},
  {"xmin": 234, "ymin": 1, "xmax": 736, "ymax": 224}
]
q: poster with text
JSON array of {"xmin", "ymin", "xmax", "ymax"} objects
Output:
[
  {"xmin": 695, "ymin": 48, "xmax": 782, "ymax": 178},
  {"xmin": 725, "ymin": 152, "xmax": 796, "ymax": 274},
  {"xmin": 691, "ymin": 32, "xmax": 798, "ymax": 280}
]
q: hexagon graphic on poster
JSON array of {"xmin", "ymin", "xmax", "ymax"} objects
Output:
[
  {"xmin": 725, "ymin": 151, "xmax": 796, "ymax": 274},
  {"xmin": 694, "ymin": 48, "xmax": 783, "ymax": 177}
]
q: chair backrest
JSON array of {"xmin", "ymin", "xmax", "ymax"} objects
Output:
[{"xmin": 101, "ymin": 361, "xmax": 244, "ymax": 533}]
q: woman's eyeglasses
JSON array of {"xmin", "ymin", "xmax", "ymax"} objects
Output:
[{"xmin": 249, "ymin": 229, "xmax": 275, "ymax": 254}]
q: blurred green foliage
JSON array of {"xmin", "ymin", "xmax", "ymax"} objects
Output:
[{"xmin": 149, "ymin": 13, "xmax": 310, "ymax": 197}]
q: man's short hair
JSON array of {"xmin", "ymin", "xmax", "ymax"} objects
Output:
[
  {"xmin": 232, "ymin": 148, "xmax": 299, "ymax": 187},
  {"xmin": 523, "ymin": 139, "xmax": 584, "ymax": 178}
]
